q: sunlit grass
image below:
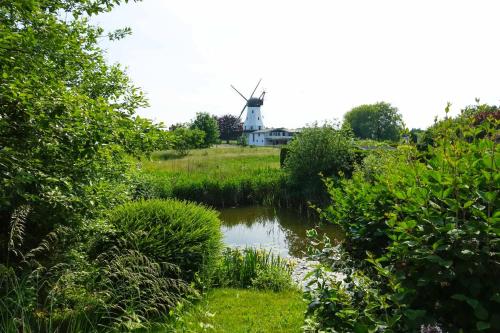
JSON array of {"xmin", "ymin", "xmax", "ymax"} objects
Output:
[
  {"xmin": 144, "ymin": 146, "xmax": 280, "ymax": 178},
  {"xmin": 160, "ymin": 288, "xmax": 305, "ymax": 332},
  {"xmin": 136, "ymin": 146, "xmax": 287, "ymax": 207}
]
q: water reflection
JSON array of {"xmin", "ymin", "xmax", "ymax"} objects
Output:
[{"xmin": 219, "ymin": 206, "xmax": 343, "ymax": 258}]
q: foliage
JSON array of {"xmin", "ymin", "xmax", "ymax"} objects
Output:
[
  {"xmin": 304, "ymin": 232, "xmax": 406, "ymax": 333},
  {"xmin": 417, "ymin": 102, "xmax": 499, "ymax": 152},
  {"xmin": 213, "ymin": 247, "xmax": 294, "ymax": 291},
  {"xmin": 0, "ymin": 0, "xmax": 164, "ymax": 257},
  {"xmin": 170, "ymin": 127, "xmax": 205, "ymax": 156},
  {"xmin": 280, "ymin": 146, "xmax": 290, "ymax": 168},
  {"xmin": 284, "ymin": 123, "xmax": 356, "ymax": 204},
  {"xmin": 0, "ymin": 221, "xmax": 192, "ymax": 332},
  {"xmin": 343, "ymin": 102, "xmax": 404, "ymax": 141},
  {"xmin": 189, "ymin": 112, "xmax": 220, "ymax": 148},
  {"xmin": 315, "ymin": 109, "xmax": 499, "ymax": 332},
  {"xmin": 163, "ymin": 288, "xmax": 305, "ymax": 333},
  {"xmin": 251, "ymin": 266, "xmax": 294, "ymax": 292},
  {"xmin": 237, "ymin": 134, "xmax": 248, "ymax": 146},
  {"xmin": 217, "ymin": 114, "xmax": 242, "ymax": 143},
  {"xmin": 102, "ymin": 199, "xmax": 222, "ymax": 283}
]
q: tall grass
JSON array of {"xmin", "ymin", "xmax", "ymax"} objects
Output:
[
  {"xmin": 1, "ymin": 199, "xmax": 223, "ymax": 332},
  {"xmin": 213, "ymin": 247, "xmax": 294, "ymax": 290},
  {"xmin": 135, "ymin": 146, "xmax": 302, "ymax": 208}
]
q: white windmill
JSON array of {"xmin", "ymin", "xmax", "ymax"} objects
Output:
[{"xmin": 230, "ymin": 79, "xmax": 266, "ymax": 132}]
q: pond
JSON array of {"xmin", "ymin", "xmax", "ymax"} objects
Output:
[{"xmin": 219, "ymin": 206, "xmax": 343, "ymax": 258}]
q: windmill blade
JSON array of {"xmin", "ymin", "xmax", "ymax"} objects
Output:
[
  {"xmin": 238, "ymin": 103, "xmax": 247, "ymax": 120},
  {"xmin": 231, "ymin": 85, "xmax": 248, "ymax": 101},
  {"xmin": 259, "ymin": 91, "xmax": 266, "ymax": 101},
  {"xmin": 249, "ymin": 79, "xmax": 262, "ymax": 98}
]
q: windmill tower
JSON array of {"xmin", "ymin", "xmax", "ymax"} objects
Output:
[{"xmin": 231, "ymin": 79, "xmax": 266, "ymax": 132}]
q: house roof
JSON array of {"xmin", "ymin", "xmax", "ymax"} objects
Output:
[{"xmin": 251, "ymin": 127, "xmax": 301, "ymax": 134}]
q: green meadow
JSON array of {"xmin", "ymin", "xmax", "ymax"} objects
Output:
[{"xmin": 137, "ymin": 146, "xmax": 291, "ymax": 207}]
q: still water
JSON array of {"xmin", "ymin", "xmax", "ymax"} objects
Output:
[{"xmin": 219, "ymin": 206, "xmax": 343, "ymax": 258}]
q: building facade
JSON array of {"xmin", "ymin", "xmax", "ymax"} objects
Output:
[{"xmin": 246, "ymin": 127, "xmax": 299, "ymax": 146}]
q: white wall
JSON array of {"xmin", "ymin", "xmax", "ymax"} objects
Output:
[{"xmin": 243, "ymin": 106, "xmax": 264, "ymax": 131}]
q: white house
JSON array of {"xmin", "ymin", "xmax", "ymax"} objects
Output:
[{"xmin": 246, "ymin": 127, "xmax": 299, "ymax": 146}]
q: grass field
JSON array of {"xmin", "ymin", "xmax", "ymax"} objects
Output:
[
  {"xmin": 136, "ymin": 146, "xmax": 292, "ymax": 207},
  {"xmin": 161, "ymin": 288, "xmax": 305, "ymax": 332},
  {"xmin": 146, "ymin": 146, "xmax": 281, "ymax": 177}
]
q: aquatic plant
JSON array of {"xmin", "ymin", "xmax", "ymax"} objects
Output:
[{"xmin": 213, "ymin": 247, "xmax": 294, "ymax": 291}]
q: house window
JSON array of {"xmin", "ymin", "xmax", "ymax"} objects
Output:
[
  {"xmin": 258, "ymin": 126, "xmax": 261, "ymax": 130},
  {"xmin": 258, "ymin": 117, "xmax": 259, "ymax": 120},
  {"xmin": 258, "ymin": 133, "xmax": 260, "ymax": 137},
  {"xmin": 250, "ymin": 126, "xmax": 253, "ymax": 130},
  {"xmin": 252, "ymin": 110, "xmax": 254, "ymax": 114}
]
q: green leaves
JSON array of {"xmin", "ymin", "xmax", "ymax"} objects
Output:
[{"xmin": 317, "ymin": 110, "xmax": 500, "ymax": 332}]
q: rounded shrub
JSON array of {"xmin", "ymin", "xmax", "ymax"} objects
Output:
[{"xmin": 108, "ymin": 199, "xmax": 222, "ymax": 282}]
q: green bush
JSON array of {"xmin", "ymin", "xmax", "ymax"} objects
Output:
[
  {"xmin": 105, "ymin": 199, "xmax": 223, "ymax": 283},
  {"xmin": 314, "ymin": 111, "xmax": 500, "ymax": 332},
  {"xmin": 284, "ymin": 123, "xmax": 356, "ymax": 204}
]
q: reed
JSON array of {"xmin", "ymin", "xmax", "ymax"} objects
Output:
[{"xmin": 213, "ymin": 247, "xmax": 294, "ymax": 291}]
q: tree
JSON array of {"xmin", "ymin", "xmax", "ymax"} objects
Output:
[
  {"xmin": 217, "ymin": 114, "xmax": 242, "ymax": 143},
  {"xmin": 168, "ymin": 122, "xmax": 186, "ymax": 131},
  {"xmin": 0, "ymin": 0, "xmax": 153, "ymax": 252},
  {"xmin": 189, "ymin": 112, "xmax": 219, "ymax": 147},
  {"xmin": 343, "ymin": 102, "xmax": 404, "ymax": 141},
  {"xmin": 171, "ymin": 127, "xmax": 205, "ymax": 155}
]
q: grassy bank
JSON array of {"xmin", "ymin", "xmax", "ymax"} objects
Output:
[
  {"xmin": 161, "ymin": 288, "xmax": 305, "ymax": 332},
  {"xmin": 136, "ymin": 146, "xmax": 295, "ymax": 207}
]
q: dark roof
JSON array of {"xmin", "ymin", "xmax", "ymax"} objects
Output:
[{"xmin": 247, "ymin": 97, "xmax": 263, "ymax": 107}]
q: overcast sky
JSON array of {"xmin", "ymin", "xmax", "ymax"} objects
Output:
[{"xmin": 95, "ymin": 0, "xmax": 499, "ymax": 129}]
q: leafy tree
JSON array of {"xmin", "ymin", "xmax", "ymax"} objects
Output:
[
  {"xmin": 0, "ymin": 0, "xmax": 154, "ymax": 254},
  {"xmin": 189, "ymin": 112, "xmax": 219, "ymax": 147},
  {"xmin": 171, "ymin": 127, "xmax": 205, "ymax": 155},
  {"xmin": 343, "ymin": 102, "xmax": 403, "ymax": 141},
  {"xmin": 217, "ymin": 114, "xmax": 242, "ymax": 143},
  {"xmin": 168, "ymin": 122, "xmax": 186, "ymax": 131}
]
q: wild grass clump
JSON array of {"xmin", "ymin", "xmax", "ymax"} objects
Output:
[
  {"xmin": 213, "ymin": 247, "xmax": 294, "ymax": 291},
  {"xmin": 103, "ymin": 199, "xmax": 223, "ymax": 283}
]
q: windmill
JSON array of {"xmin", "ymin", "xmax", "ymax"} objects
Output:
[{"xmin": 230, "ymin": 79, "xmax": 266, "ymax": 132}]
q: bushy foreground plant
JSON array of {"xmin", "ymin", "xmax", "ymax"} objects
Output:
[
  {"xmin": 309, "ymin": 109, "xmax": 499, "ymax": 332},
  {"xmin": 101, "ymin": 199, "xmax": 222, "ymax": 283},
  {"xmin": 213, "ymin": 247, "xmax": 294, "ymax": 291}
]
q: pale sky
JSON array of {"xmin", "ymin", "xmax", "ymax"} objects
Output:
[{"xmin": 95, "ymin": 0, "xmax": 500, "ymax": 130}]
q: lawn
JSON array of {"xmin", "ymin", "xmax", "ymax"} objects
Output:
[{"xmin": 161, "ymin": 288, "xmax": 305, "ymax": 333}]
